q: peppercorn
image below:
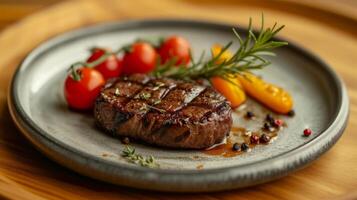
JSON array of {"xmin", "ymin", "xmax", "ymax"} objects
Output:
[
  {"xmin": 241, "ymin": 143, "xmax": 249, "ymax": 151},
  {"xmin": 287, "ymin": 109, "xmax": 295, "ymax": 117},
  {"xmin": 232, "ymin": 143, "xmax": 240, "ymax": 151},
  {"xmin": 121, "ymin": 137, "xmax": 130, "ymax": 144},
  {"xmin": 263, "ymin": 122, "xmax": 271, "ymax": 130},
  {"xmin": 260, "ymin": 134, "xmax": 270, "ymax": 143},
  {"xmin": 273, "ymin": 119, "xmax": 284, "ymax": 127},
  {"xmin": 303, "ymin": 128, "xmax": 312, "ymax": 137},
  {"xmin": 266, "ymin": 114, "xmax": 274, "ymax": 124},
  {"xmin": 250, "ymin": 135, "xmax": 260, "ymax": 144},
  {"xmin": 245, "ymin": 111, "xmax": 254, "ymax": 119}
]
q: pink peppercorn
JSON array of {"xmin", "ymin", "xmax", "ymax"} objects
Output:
[
  {"xmin": 273, "ymin": 119, "xmax": 284, "ymax": 127},
  {"xmin": 303, "ymin": 128, "xmax": 312, "ymax": 137},
  {"xmin": 250, "ymin": 135, "xmax": 260, "ymax": 144}
]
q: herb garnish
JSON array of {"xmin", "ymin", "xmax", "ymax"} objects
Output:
[
  {"xmin": 153, "ymin": 99, "xmax": 161, "ymax": 105},
  {"xmin": 139, "ymin": 104, "xmax": 166, "ymax": 113},
  {"xmin": 114, "ymin": 88, "xmax": 120, "ymax": 96},
  {"xmin": 152, "ymin": 15, "xmax": 288, "ymax": 83},
  {"xmin": 139, "ymin": 92, "xmax": 151, "ymax": 100},
  {"xmin": 121, "ymin": 146, "xmax": 159, "ymax": 168},
  {"xmin": 146, "ymin": 104, "xmax": 166, "ymax": 113},
  {"xmin": 67, "ymin": 16, "xmax": 287, "ymax": 86},
  {"xmin": 139, "ymin": 105, "xmax": 149, "ymax": 112},
  {"xmin": 152, "ymin": 81, "xmax": 166, "ymax": 90},
  {"xmin": 138, "ymin": 103, "xmax": 165, "ymax": 113}
]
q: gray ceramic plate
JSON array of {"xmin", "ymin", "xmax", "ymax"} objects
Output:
[{"xmin": 8, "ymin": 20, "xmax": 349, "ymax": 192}]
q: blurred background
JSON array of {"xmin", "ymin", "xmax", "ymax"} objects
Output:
[
  {"xmin": 0, "ymin": 0, "xmax": 356, "ymax": 31},
  {"xmin": 0, "ymin": 0, "xmax": 59, "ymax": 30},
  {"xmin": 0, "ymin": 1, "xmax": 356, "ymax": 200}
]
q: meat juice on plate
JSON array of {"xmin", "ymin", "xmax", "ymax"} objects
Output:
[{"xmin": 203, "ymin": 98, "xmax": 288, "ymax": 157}]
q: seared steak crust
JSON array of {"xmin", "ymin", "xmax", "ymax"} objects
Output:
[{"xmin": 94, "ymin": 74, "xmax": 232, "ymax": 149}]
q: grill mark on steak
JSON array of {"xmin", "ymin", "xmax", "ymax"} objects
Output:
[
  {"xmin": 156, "ymin": 82, "xmax": 205, "ymax": 113},
  {"xmin": 94, "ymin": 74, "xmax": 232, "ymax": 149},
  {"xmin": 97, "ymin": 76, "xmax": 149, "ymax": 132},
  {"xmin": 139, "ymin": 82, "xmax": 206, "ymax": 135},
  {"xmin": 115, "ymin": 78, "xmax": 180, "ymax": 134}
]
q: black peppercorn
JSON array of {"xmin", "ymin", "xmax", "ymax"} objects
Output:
[
  {"xmin": 266, "ymin": 114, "xmax": 274, "ymax": 124},
  {"xmin": 260, "ymin": 134, "xmax": 270, "ymax": 143},
  {"xmin": 121, "ymin": 137, "xmax": 130, "ymax": 144},
  {"xmin": 287, "ymin": 109, "xmax": 295, "ymax": 117},
  {"xmin": 245, "ymin": 111, "xmax": 254, "ymax": 119},
  {"xmin": 264, "ymin": 122, "xmax": 271, "ymax": 130},
  {"xmin": 241, "ymin": 143, "xmax": 249, "ymax": 151},
  {"xmin": 232, "ymin": 143, "xmax": 240, "ymax": 151}
]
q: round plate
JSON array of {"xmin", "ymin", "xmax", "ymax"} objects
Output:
[{"xmin": 8, "ymin": 20, "xmax": 349, "ymax": 192}]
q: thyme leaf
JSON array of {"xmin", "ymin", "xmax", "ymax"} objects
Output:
[
  {"xmin": 153, "ymin": 99, "xmax": 161, "ymax": 105},
  {"xmin": 139, "ymin": 92, "xmax": 151, "ymax": 100}
]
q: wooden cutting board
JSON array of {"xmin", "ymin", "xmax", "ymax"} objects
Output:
[{"xmin": 0, "ymin": 0, "xmax": 357, "ymax": 199}]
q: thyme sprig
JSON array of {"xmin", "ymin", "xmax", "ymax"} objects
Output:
[
  {"xmin": 121, "ymin": 146, "xmax": 159, "ymax": 168},
  {"xmin": 152, "ymin": 16, "xmax": 288, "ymax": 82}
]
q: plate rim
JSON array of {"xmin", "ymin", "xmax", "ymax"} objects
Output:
[{"xmin": 7, "ymin": 19, "xmax": 350, "ymax": 192}]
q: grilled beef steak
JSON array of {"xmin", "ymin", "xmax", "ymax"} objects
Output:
[{"xmin": 94, "ymin": 74, "xmax": 232, "ymax": 149}]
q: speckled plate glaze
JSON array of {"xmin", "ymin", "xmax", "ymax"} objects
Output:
[{"xmin": 8, "ymin": 20, "xmax": 349, "ymax": 192}]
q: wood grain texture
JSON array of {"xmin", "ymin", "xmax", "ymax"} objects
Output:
[
  {"xmin": 0, "ymin": 0, "xmax": 58, "ymax": 30},
  {"xmin": 0, "ymin": 0, "xmax": 357, "ymax": 199}
]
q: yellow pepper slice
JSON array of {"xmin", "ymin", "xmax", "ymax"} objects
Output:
[
  {"xmin": 237, "ymin": 72, "xmax": 293, "ymax": 114},
  {"xmin": 211, "ymin": 77, "xmax": 246, "ymax": 108},
  {"xmin": 210, "ymin": 44, "xmax": 293, "ymax": 113},
  {"xmin": 210, "ymin": 44, "xmax": 246, "ymax": 108}
]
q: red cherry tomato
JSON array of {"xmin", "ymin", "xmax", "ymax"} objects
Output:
[
  {"xmin": 87, "ymin": 48, "xmax": 122, "ymax": 79},
  {"xmin": 122, "ymin": 42, "xmax": 158, "ymax": 74},
  {"xmin": 64, "ymin": 68, "xmax": 105, "ymax": 110},
  {"xmin": 159, "ymin": 36, "xmax": 191, "ymax": 65}
]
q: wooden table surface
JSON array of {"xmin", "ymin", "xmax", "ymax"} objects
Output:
[{"xmin": 1, "ymin": 0, "xmax": 357, "ymax": 199}]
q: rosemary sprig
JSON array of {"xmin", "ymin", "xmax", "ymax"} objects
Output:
[
  {"xmin": 152, "ymin": 15, "xmax": 288, "ymax": 82},
  {"xmin": 121, "ymin": 146, "xmax": 159, "ymax": 168},
  {"xmin": 67, "ymin": 16, "xmax": 287, "ymax": 85}
]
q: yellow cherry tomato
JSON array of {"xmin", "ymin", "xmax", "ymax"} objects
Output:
[
  {"xmin": 237, "ymin": 72, "xmax": 293, "ymax": 114},
  {"xmin": 210, "ymin": 44, "xmax": 246, "ymax": 108}
]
